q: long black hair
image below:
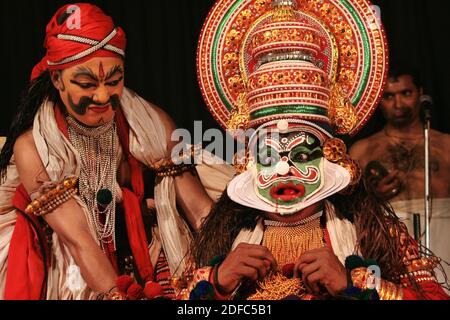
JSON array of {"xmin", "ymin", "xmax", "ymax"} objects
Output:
[
  {"xmin": 0, "ymin": 71, "xmax": 59, "ymax": 182},
  {"xmin": 329, "ymin": 178, "xmax": 406, "ymax": 281}
]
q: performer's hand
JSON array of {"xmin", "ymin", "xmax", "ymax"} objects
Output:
[
  {"xmin": 294, "ymin": 247, "xmax": 347, "ymax": 296},
  {"xmin": 146, "ymin": 198, "xmax": 156, "ymax": 210},
  {"xmin": 373, "ymin": 170, "xmax": 401, "ymax": 200},
  {"xmin": 217, "ymin": 243, "xmax": 277, "ymax": 294}
]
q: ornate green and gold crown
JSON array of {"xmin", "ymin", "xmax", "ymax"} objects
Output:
[{"xmin": 197, "ymin": 0, "xmax": 388, "ymax": 138}]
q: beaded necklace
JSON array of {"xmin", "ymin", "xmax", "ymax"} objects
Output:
[{"xmin": 67, "ymin": 116, "xmax": 117, "ymax": 249}]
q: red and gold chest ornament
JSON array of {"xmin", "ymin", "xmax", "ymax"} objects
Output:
[{"xmin": 198, "ymin": 0, "xmax": 388, "ymax": 211}]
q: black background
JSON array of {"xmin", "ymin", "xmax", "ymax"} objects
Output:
[{"xmin": 1, "ymin": 0, "xmax": 450, "ymax": 145}]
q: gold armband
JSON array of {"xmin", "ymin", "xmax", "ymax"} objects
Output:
[
  {"xmin": 351, "ymin": 267, "xmax": 403, "ymax": 300},
  {"xmin": 154, "ymin": 163, "xmax": 196, "ymax": 178},
  {"xmin": 399, "ymin": 256, "xmax": 439, "ymax": 288},
  {"xmin": 152, "ymin": 144, "xmax": 201, "ymax": 178},
  {"xmin": 25, "ymin": 177, "xmax": 78, "ymax": 217}
]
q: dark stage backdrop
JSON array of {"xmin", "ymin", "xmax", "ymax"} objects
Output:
[{"xmin": 2, "ymin": 0, "xmax": 450, "ymax": 145}]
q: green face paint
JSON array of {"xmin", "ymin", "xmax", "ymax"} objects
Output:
[{"xmin": 254, "ymin": 131, "xmax": 324, "ymax": 208}]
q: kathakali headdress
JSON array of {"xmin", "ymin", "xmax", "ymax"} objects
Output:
[{"xmin": 197, "ymin": 0, "xmax": 388, "ymax": 215}]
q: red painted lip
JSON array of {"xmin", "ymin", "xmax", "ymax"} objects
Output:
[
  {"xmin": 270, "ymin": 182, "xmax": 305, "ymax": 202},
  {"xmin": 90, "ymin": 104, "xmax": 111, "ymax": 114}
]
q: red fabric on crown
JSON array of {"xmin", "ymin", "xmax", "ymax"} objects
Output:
[{"xmin": 31, "ymin": 3, "xmax": 126, "ymax": 81}]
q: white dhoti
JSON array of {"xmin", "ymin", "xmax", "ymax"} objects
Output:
[{"xmin": 391, "ymin": 198, "xmax": 450, "ymax": 291}]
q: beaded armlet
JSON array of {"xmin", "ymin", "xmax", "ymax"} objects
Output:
[
  {"xmin": 25, "ymin": 177, "xmax": 78, "ymax": 217},
  {"xmin": 153, "ymin": 163, "xmax": 197, "ymax": 178},
  {"xmin": 396, "ymin": 223, "xmax": 440, "ymax": 288},
  {"xmin": 151, "ymin": 144, "xmax": 201, "ymax": 178},
  {"xmin": 398, "ymin": 256, "xmax": 440, "ymax": 288}
]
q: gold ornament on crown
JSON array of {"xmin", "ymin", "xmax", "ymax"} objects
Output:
[
  {"xmin": 338, "ymin": 155, "xmax": 361, "ymax": 187},
  {"xmin": 338, "ymin": 155, "xmax": 362, "ymax": 195},
  {"xmin": 322, "ymin": 138, "xmax": 347, "ymax": 163},
  {"xmin": 322, "ymin": 137, "xmax": 361, "ymax": 193},
  {"xmin": 227, "ymin": 92, "xmax": 250, "ymax": 132},
  {"xmin": 329, "ymin": 82, "xmax": 357, "ymax": 135},
  {"xmin": 227, "ymin": 92, "xmax": 251, "ymax": 174},
  {"xmin": 232, "ymin": 150, "xmax": 252, "ymax": 175},
  {"xmin": 272, "ymin": 0, "xmax": 296, "ymax": 22}
]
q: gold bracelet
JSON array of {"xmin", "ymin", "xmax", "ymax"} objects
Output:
[
  {"xmin": 350, "ymin": 267, "xmax": 369, "ymax": 290},
  {"xmin": 351, "ymin": 267, "xmax": 403, "ymax": 300},
  {"xmin": 107, "ymin": 291, "xmax": 126, "ymax": 300}
]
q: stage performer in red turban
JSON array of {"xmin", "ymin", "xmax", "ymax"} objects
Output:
[{"xmin": 0, "ymin": 3, "xmax": 233, "ymax": 300}]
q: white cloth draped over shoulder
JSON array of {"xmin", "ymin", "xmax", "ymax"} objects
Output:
[{"xmin": 0, "ymin": 88, "xmax": 235, "ymax": 299}]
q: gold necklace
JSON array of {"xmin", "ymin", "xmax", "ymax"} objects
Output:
[
  {"xmin": 262, "ymin": 212, "xmax": 325, "ymax": 268},
  {"xmin": 247, "ymin": 213, "xmax": 324, "ymax": 300}
]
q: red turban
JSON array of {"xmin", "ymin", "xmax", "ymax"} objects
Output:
[{"xmin": 31, "ymin": 3, "xmax": 127, "ymax": 81}]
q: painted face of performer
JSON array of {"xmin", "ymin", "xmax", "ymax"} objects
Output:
[
  {"xmin": 254, "ymin": 131, "xmax": 324, "ymax": 208},
  {"xmin": 380, "ymin": 74, "xmax": 423, "ymax": 128},
  {"xmin": 51, "ymin": 57, "xmax": 125, "ymax": 127}
]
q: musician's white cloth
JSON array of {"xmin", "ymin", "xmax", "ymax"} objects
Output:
[{"xmin": 392, "ymin": 198, "xmax": 450, "ymax": 292}]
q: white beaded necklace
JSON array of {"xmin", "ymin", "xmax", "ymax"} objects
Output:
[{"xmin": 67, "ymin": 116, "xmax": 117, "ymax": 249}]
